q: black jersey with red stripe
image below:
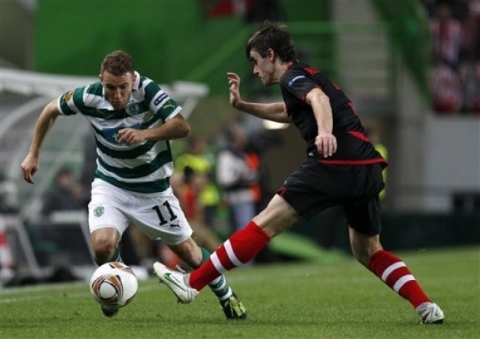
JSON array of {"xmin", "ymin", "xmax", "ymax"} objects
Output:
[{"xmin": 280, "ymin": 62, "xmax": 387, "ymax": 168}]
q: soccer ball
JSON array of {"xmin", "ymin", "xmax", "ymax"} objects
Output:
[{"xmin": 90, "ymin": 262, "xmax": 138, "ymax": 309}]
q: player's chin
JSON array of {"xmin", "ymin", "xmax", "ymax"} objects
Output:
[
  {"xmin": 112, "ymin": 103, "xmax": 127, "ymax": 110},
  {"xmin": 261, "ymin": 78, "xmax": 273, "ymax": 86}
]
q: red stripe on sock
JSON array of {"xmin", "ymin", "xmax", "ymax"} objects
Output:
[
  {"xmin": 369, "ymin": 250, "xmax": 431, "ymax": 308},
  {"xmin": 189, "ymin": 221, "xmax": 270, "ymax": 290}
]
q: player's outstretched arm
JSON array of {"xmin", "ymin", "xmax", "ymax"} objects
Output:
[
  {"xmin": 21, "ymin": 100, "xmax": 61, "ymax": 184},
  {"xmin": 227, "ymin": 72, "xmax": 290, "ymax": 123}
]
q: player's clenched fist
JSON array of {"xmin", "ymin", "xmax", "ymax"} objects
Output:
[{"xmin": 21, "ymin": 153, "xmax": 39, "ymax": 184}]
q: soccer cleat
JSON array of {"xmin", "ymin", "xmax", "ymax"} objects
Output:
[
  {"xmin": 416, "ymin": 302, "xmax": 445, "ymax": 324},
  {"xmin": 220, "ymin": 293, "xmax": 247, "ymax": 320},
  {"xmin": 101, "ymin": 306, "xmax": 119, "ymax": 318},
  {"xmin": 153, "ymin": 262, "xmax": 199, "ymax": 304}
]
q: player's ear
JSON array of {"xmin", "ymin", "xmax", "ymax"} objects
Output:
[
  {"xmin": 267, "ymin": 48, "xmax": 275, "ymax": 62},
  {"xmin": 98, "ymin": 74, "xmax": 102, "ymax": 82}
]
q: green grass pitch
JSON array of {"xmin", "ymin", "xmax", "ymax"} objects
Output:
[{"xmin": 1, "ymin": 246, "xmax": 478, "ymax": 338}]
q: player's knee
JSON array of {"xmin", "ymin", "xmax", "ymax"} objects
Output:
[
  {"xmin": 92, "ymin": 237, "xmax": 116, "ymax": 264},
  {"xmin": 352, "ymin": 244, "xmax": 382, "ymax": 267},
  {"xmin": 352, "ymin": 250, "xmax": 370, "ymax": 267}
]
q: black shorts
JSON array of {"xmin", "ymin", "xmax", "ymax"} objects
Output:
[{"xmin": 277, "ymin": 159, "xmax": 384, "ymax": 235}]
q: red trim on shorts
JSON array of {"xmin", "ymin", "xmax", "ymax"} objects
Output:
[
  {"xmin": 347, "ymin": 130, "xmax": 370, "ymax": 142},
  {"xmin": 277, "ymin": 186, "xmax": 287, "ymax": 196},
  {"xmin": 319, "ymin": 158, "xmax": 386, "ymax": 166}
]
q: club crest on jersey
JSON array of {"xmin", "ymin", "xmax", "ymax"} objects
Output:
[
  {"xmin": 288, "ymin": 75, "xmax": 305, "ymax": 87},
  {"xmin": 93, "ymin": 206, "xmax": 104, "ymax": 217},
  {"xmin": 125, "ymin": 103, "xmax": 140, "ymax": 116}
]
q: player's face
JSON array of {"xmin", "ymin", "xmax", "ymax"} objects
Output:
[
  {"xmin": 100, "ymin": 71, "xmax": 136, "ymax": 110},
  {"xmin": 249, "ymin": 49, "xmax": 276, "ymax": 86}
]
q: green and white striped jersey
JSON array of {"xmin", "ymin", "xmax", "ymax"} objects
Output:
[{"xmin": 57, "ymin": 72, "xmax": 181, "ymax": 195}]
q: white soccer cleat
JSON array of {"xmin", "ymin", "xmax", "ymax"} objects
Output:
[
  {"xmin": 153, "ymin": 262, "xmax": 199, "ymax": 304},
  {"xmin": 416, "ymin": 302, "xmax": 445, "ymax": 324}
]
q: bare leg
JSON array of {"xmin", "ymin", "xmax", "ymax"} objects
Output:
[{"xmin": 91, "ymin": 227, "xmax": 121, "ymax": 264}]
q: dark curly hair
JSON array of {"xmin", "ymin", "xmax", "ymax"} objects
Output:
[{"xmin": 246, "ymin": 21, "xmax": 297, "ymax": 63}]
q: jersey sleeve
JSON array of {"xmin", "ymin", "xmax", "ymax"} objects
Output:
[
  {"xmin": 57, "ymin": 87, "xmax": 87, "ymax": 115},
  {"xmin": 144, "ymin": 80, "xmax": 182, "ymax": 121},
  {"xmin": 281, "ymin": 69, "xmax": 318, "ymax": 102}
]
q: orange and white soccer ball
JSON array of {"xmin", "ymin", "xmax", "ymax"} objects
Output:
[{"xmin": 90, "ymin": 262, "xmax": 138, "ymax": 308}]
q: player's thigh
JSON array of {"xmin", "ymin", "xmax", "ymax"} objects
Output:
[
  {"xmin": 88, "ymin": 180, "xmax": 130, "ymax": 242},
  {"xmin": 343, "ymin": 197, "xmax": 383, "ymax": 263},
  {"xmin": 342, "ymin": 196, "xmax": 382, "ymax": 236},
  {"xmin": 130, "ymin": 191, "xmax": 193, "ymax": 246},
  {"xmin": 253, "ymin": 194, "xmax": 300, "ymax": 237}
]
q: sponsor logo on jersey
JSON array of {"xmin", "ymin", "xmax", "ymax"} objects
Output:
[
  {"xmin": 288, "ymin": 75, "xmax": 306, "ymax": 87},
  {"xmin": 102, "ymin": 123, "xmax": 142, "ymax": 144},
  {"xmin": 103, "ymin": 127, "xmax": 122, "ymax": 144},
  {"xmin": 162, "ymin": 101, "xmax": 174, "ymax": 109},
  {"xmin": 153, "ymin": 93, "xmax": 168, "ymax": 107}
]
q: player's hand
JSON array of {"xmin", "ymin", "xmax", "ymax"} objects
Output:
[
  {"xmin": 227, "ymin": 72, "xmax": 242, "ymax": 108},
  {"xmin": 21, "ymin": 153, "xmax": 39, "ymax": 184},
  {"xmin": 117, "ymin": 128, "xmax": 145, "ymax": 145},
  {"xmin": 315, "ymin": 132, "xmax": 337, "ymax": 158}
]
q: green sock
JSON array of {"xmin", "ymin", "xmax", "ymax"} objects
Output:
[
  {"xmin": 201, "ymin": 247, "xmax": 233, "ymax": 301},
  {"xmin": 94, "ymin": 248, "xmax": 123, "ymax": 265}
]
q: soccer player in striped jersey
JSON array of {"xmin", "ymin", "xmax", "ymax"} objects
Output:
[
  {"xmin": 20, "ymin": 50, "xmax": 247, "ymax": 320},
  {"xmin": 153, "ymin": 22, "xmax": 445, "ymax": 324}
]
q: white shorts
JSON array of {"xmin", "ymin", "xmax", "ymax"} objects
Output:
[{"xmin": 88, "ymin": 179, "xmax": 192, "ymax": 245}]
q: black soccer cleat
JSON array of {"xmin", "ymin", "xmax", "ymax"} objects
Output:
[{"xmin": 101, "ymin": 306, "xmax": 119, "ymax": 318}]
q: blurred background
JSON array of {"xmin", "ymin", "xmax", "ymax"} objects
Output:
[{"xmin": 0, "ymin": 0, "xmax": 479, "ymax": 286}]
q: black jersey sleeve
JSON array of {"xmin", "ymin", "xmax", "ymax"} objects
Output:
[{"xmin": 280, "ymin": 68, "xmax": 318, "ymax": 102}]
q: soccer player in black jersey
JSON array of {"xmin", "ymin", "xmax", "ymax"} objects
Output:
[{"xmin": 154, "ymin": 22, "xmax": 444, "ymax": 324}]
